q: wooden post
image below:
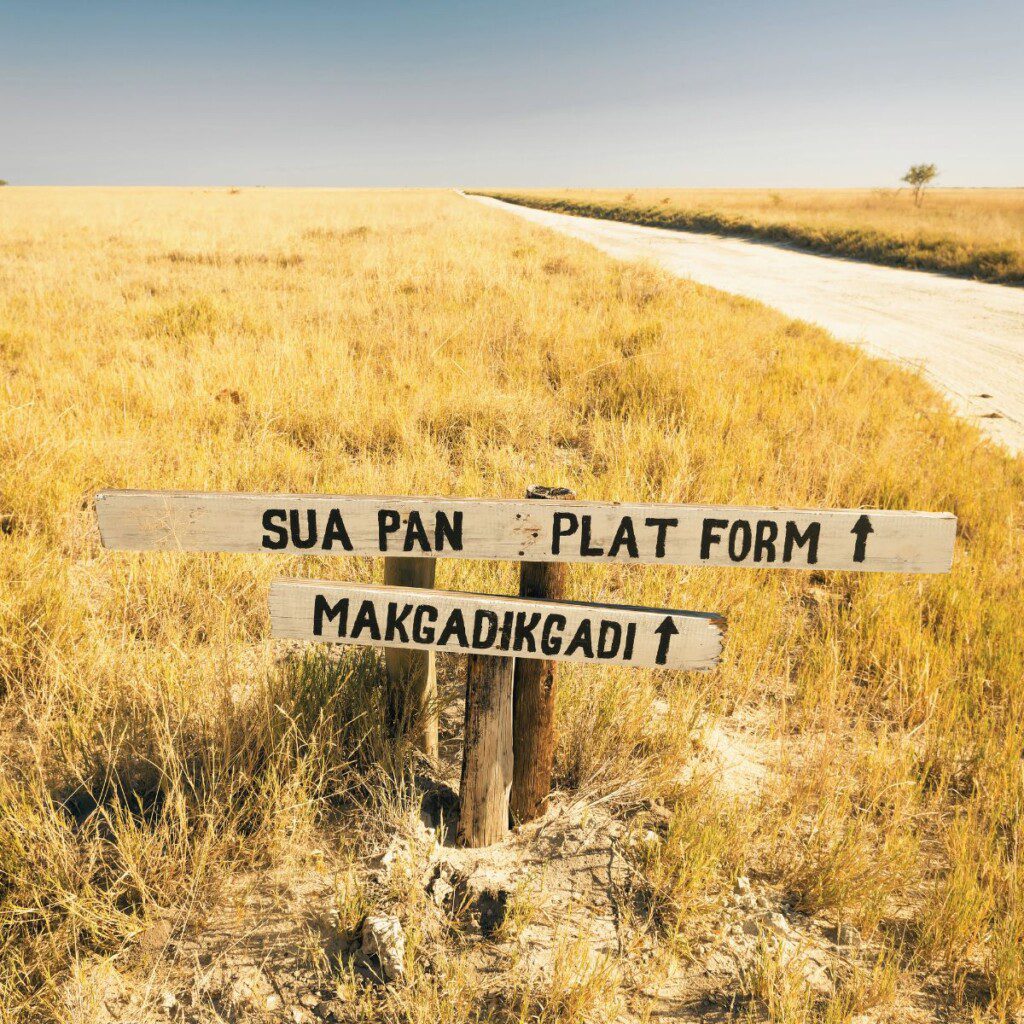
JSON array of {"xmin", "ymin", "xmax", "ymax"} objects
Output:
[
  {"xmin": 510, "ymin": 485, "xmax": 576, "ymax": 823},
  {"xmin": 383, "ymin": 556, "xmax": 438, "ymax": 758},
  {"xmin": 458, "ymin": 654, "xmax": 514, "ymax": 847}
]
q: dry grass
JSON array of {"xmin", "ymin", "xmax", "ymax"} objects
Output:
[
  {"xmin": 477, "ymin": 188, "xmax": 1024, "ymax": 284},
  {"xmin": 1, "ymin": 186, "xmax": 1023, "ymax": 1021}
]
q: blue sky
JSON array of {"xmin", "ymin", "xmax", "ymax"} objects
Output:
[{"xmin": 2, "ymin": 1, "xmax": 1021, "ymax": 186}]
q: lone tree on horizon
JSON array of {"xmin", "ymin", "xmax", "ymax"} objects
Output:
[{"xmin": 901, "ymin": 163, "xmax": 938, "ymax": 207}]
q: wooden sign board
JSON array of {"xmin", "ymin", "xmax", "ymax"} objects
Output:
[
  {"xmin": 96, "ymin": 491, "xmax": 956, "ymax": 574},
  {"xmin": 268, "ymin": 581, "xmax": 725, "ymax": 671}
]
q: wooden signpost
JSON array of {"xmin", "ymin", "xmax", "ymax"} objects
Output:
[
  {"xmin": 95, "ymin": 486, "xmax": 957, "ymax": 847},
  {"xmin": 513, "ymin": 486, "xmax": 574, "ymax": 824},
  {"xmin": 96, "ymin": 490, "xmax": 956, "ymax": 573},
  {"xmin": 269, "ymin": 580, "xmax": 725, "ymax": 846},
  {"xmin": 382, "ymin": 556, "xmax": 438, "ymax": 758},
  {"xmin": 268, "ymin": 581, "xmax": 725, "ymax": 671}
]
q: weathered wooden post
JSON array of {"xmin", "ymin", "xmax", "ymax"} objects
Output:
[
  {"xmin": 383, "ymin": 556, "xmax": 438, "ymax": 758},
  {"xmin": 457, "ymin": 654, "xmax": 515, "ymax": 847},
  {"xmin": 511, "ymin": 485, "xmax": 576, "ymax": 823}
]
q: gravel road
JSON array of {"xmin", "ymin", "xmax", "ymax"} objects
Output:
[{"xmin": 467, "ymin": 193, "xmax": 1024, "ymax": 454}]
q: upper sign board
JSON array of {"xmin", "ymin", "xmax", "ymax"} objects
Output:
[
  {"xmin": 269, "ymin": 581, "xmax": 725, "ymax": 671},
  {"xmin": 96, "ymin": 490, "xmax": 956, "ymax": 573}
]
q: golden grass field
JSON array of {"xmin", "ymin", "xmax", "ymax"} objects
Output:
[
  {"xmin": 478, "ymin": 188, "xmax": 1024, "ymax": 284},
  {"xmin": 1, "ymin": 187, "xmax": 1023, "ymax": 1022}
]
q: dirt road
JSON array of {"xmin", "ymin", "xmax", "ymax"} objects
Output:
[{"xmin": 467, "ymin": 193, "xmax": 1024, "ymax": 454}]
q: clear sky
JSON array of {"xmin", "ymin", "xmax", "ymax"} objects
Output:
[{"xmin": 2, "ymin": 0, "xmax": 1022, "ymax": 187}]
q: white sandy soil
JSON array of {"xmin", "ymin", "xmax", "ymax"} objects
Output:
[{"xmin": 467, "ymin": 193, "xmax": 1024, "ymax": 455}]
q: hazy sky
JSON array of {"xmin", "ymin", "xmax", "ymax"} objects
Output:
[{"xmin": 2, "ymin": 1, "xmax": 1022, "ymax": 187}]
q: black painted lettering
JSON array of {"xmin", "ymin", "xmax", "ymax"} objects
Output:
[
  {"xmin": 564, "ymin": 619, "xmax": 594, "ymax": 659},
  {"xmin": 607, "ymin": 517, "xmax": 639, "ymax": 558},
  {"xmin": 403, "ymin": 510, "xmax": 431, "ymax": 552},
  {"xmin": 472, "ymin": 610, "xmax": 499, "ymax": 649},
  {"xmin": 597, "ymin": 621, "xmax": 622, "ymax": 659},
  {"xmin": 322, "ymin": 509, "xmax": 353, "ymax": 551},
  {"xmin": 541, "ymin": 614, "xmax": 566, "ymax": 655},
  {"xmin": 753, "ymin": 519, "xmax": 778, "ymax": 562},
  {"xmin": 498, "ymin": 611, "xmax": 514, "ymax": 651},
  {"xmin": 580, "ymin": 515, "xmax": 604, "ymax": 557},
  {"xmin": 784, "ymin": 521, "xmax": 821, "ymax": 564},
  {"xmin": 645, "ymin": 517, "xmax": 679, "ymax": 558},
  {"xmin": 622, "ymin": 622, "xmax": 636, "ymax": 661},
  {"xmin": 289, "ymin": 508, "xmax": 318, "ymax": 549},
  {"xmin": 385, "ymin": 602, "xmax": 412, "ymax": 643},
  {"xmin": 261, "ymin": 509, "xmax": 288, "ymax": 549},
  {"xmin": 350, "ymin": 600, "xmax": 381, "ymax": 641},
  {"xmin": 436, "ymin": 510, "xmax": 463, "ymax": 551},
  {"xmin": 700, "ymin": 518, "xmax": 728, "ymax": 560},
  {"xmin": 412, "ymin": 605, "xmax": 437, "ymax": 644},
  {"xmin": 552, "ymin": 512, "xmax": 578, "ymax": 556},
  {"xmin": 378, "ymin": 509, "xmax": 401, "ymax": 551},
  {"xmin": 728, "ymin": 520, "xmax": 752, "ymax": 562},
  {"xmin": 438, "ymin": 608, "xmax": 468, "ymax": 647},
  {"xmin": 513, "ymin": 612, "xmax": 541, "ymax": 653},
  {"xmin": 313, "ymin": 595, "xmax": 347, "ymax": 636}
]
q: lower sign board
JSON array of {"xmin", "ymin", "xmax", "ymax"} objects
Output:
[
  {"xmin": 97, "ymin": 491, "xmax": 956, "ymax": 573},
  {"xmin": 268, "ymin": 581, "xmax": 725, "ymax": 671}
]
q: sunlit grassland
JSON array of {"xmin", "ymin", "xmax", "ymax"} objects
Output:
[
  {"xmin": 478, "ymin": 188, "xmax": 1024, "ymax": 284},
  {"xmin": 1, "ymin": 187, "xmax": 1023, "ymax": 1021}
]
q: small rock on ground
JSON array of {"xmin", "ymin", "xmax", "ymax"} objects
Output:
[{"xmin": 360, "ymin": 915, "xmax": 406, "ymax": 982}]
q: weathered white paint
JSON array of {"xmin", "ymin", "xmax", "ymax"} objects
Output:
[
  {"xmin": 268, "ymin": 581, "xmax": 725, "ymax": 671},
  {"xmin": 95, "ymin": 490, "xmax": 955, "ymax": 573}
]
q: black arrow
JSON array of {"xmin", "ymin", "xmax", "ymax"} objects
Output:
[
  {"xmin": 654, "ymin": 616, "xmax": 681, "ymax": 666},
  {"xmin": 851, "ymin": 514, "xmax": 874, "ymax": 563}
]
